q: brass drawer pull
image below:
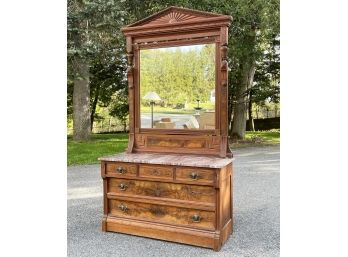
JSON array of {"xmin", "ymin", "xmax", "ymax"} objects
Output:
[
  {"xmin": 118, "ymin": 203, "xmax": 128, "ymax": 212},
  {"xmin": 116, "ymin": 166, "xmax": 127, "ymax": 174},
  {"xmin": 190, "ymin": 172, "xmax": 198, "ymax": 180},
  {"xmin": 192, "ymin": 214, "xmax": 201, "ymax": 222},
  {"xmin": 118, "ymin": 183, "xmax": 128, "ymax": 191}
]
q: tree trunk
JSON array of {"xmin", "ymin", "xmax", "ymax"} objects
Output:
[
  {"xmin": 248, "ymin": 90, "xmax": 255, "ymax": 131},
  {"xmin": 123, "ymin": 121, "xmax": 127, "ymax": 132},
  {"xmin": 231, "ymin": 60, "xmax": 256, "ymax": 140},
  {"xmin": 90, "ymin": 84, "xmax": 101, "ymax": 131},
  {"xmin": 73, "ymin": 60, "xmax": 91, "ymax": 141},
  {"xmin": 228, "ymin": 80, "xmax": 234, "ymax": 135}
]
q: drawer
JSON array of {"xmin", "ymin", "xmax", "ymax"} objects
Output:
[
  {"xmin": 108, "ymin": 178, "xmax": 216, "ymax": 204},
  {"xmin": 176, "ymin": 167, "xmax": 216, "ymax": 184},
  {"xmin": 105, "ymin": 162, "xmax": 137, "ymax": 177},
  {"xmin": 139, "ymin": 165, "xmax": 174, "ymax": 180},
  {"xmin": 109, "ymin": 199, "xmax": 215, "ymax": 230}
]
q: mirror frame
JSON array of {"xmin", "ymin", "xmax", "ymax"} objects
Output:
[{"xmin": 122, "ymin": 7, "xmax": 232, "ymax": 157}]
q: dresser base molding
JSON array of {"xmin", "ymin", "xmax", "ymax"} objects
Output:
[{"xmin": 103, "ymin": 216, "xmax": 232, "ymax": 251}]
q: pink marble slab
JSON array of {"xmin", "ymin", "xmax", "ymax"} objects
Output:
[{"xmin": 98, "ymin": 152, "xmax": 233, "ymax": 168}]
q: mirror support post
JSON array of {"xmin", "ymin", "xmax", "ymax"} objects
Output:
[
  {"xmin": 150, "ymin": 101, "xmax": 154, "ymax": 128},
  {"xmin": 126, "ymin": 36, "xmax": 135, "ymax": 153}
]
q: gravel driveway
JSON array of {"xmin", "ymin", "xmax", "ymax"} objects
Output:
[{"xmin": 68, "ymin": 144, "xmax": 280, "ymax": 257}]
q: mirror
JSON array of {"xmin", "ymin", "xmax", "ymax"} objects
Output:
[{"xmin": 140, "ymin": 44, "xmax": 216, "ymax": 129}]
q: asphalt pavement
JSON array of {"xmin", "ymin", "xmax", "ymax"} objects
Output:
[{"xmin": 68, "ymin": 144, "xmax": 280, "ymax": 257}]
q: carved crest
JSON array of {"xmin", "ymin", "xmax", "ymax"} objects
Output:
[{"xmin": 126, "ymin": 6, "xmax": 225, "ymax": 27}]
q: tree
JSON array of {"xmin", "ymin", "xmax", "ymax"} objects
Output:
[
  {"xmin": 67, "ymin": 0, "xmax": 280, "ymax": 140},
  {"xmin": 253, "ymin": 38, "xmax": 280, "ymax": 105},
  {"xmin": 140, "ymin": 45, "xmax": 215, "ymax": 106},
  {"xmin": 109, "ymin": 89, "xmax": 129, "ymax": 132},
  {"xmin": 89, "ymin": 58, "xmax": 127, "ymax": 130},
  {"xmin": 68, "ymin": 0, "xmax": 91, "ymax": 140},
  {"xmin": 67, "ymin": 0, "xmax": 125, "ymax": 140},
  {"xmin": 122, "ymin": 0, "xmax": 280, "ymax": 139},
  {"xmin": 228, "ymin": 0, "xmax": 280, "ymax": 139},
  {"xmin": 247, "ymin": 37, "xmax": 280, "ymax": 130}
]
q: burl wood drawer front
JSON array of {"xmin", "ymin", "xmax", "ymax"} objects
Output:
[
  {"xmin": 139, "ymin": 165, "xmax": 174, "ymax": 180},
  {"xmin": 109, "ymin": 199, "xmax": 215, "ymax": 230},
  {"xmin": 108, "ymin": 178, "xmax": 215, "ymax": 203},
  {"xmin": 176, "ymin": 167, "xmax": 216, "ymax": 184},
  {"xmin": 105, "ymin": 162, "xmax": 137, "ymax": 177}
]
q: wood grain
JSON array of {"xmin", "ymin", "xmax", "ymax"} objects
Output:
[
  {"xmin": 108, "ymin": 198, "xmax": 215, "ymax": 230},
  {"xmin": 176, "ymin": 167, "xmax": 216, "ymax": 185},
  {"xmin": 105, "ymin": 162, "xmax": 137, "ymax": 177},
  {"xmin": 108, "ymin": 178, "xmax": 216, "ymax": 203},
  {"xmin": 139, "ymin": 165, "xmax": 174, "ymax": 180},
  {"xmin": 106, "ymin": 216, "xmax": 216, "ymax": 249}
]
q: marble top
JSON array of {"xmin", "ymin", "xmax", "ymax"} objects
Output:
[{"xmin": 98, "ymin": 152, "xmax": 233, "ymax": 169}]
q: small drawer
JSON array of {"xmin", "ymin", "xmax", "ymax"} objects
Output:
[
  {"xmin": 139, "ymin": 165, "xmax": 174, "ymax": 181},
  {"xmin": 108, "ymin": 178, "xmax": 216, "ymax": 204},
  {"xmin": 176, "ymin": 167, "xmax": 216, "ymax": 185},
  {"xmin": 105, "ymin": 162, "xmax": 137, "ymax": 177},
  {"xmin": 109, "ymin": 199, "xmax": 215, "ymax": 230}
]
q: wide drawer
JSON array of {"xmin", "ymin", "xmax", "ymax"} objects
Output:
[
  {"xmin": 139, "ymin": 164, "xmax": 174, "ymax": 181},
  {"xmin": 176, "ymin": 167, "xmax": 216, "ymax": 185},
  {"xmin": 108, "ymin": 178, "xmax": 216, "ymax": 204},
  {"xmin": 105, "ymin": 162, "xmax": 137, "ymax": 177},
  {"xmin": 108, "ymin": 198, "xmax": 215, "ymax": 230}
]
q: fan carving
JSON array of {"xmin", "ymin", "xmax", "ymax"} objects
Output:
[{"xmin": 144, "ymin": 11, "xmax": 204, "ymax": 25}]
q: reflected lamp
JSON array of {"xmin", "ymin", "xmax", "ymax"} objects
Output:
[{"xmin": 143, "ymin": 92, "xmax": 161, "ymax": 128}]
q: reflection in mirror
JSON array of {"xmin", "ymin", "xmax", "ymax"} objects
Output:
[{"xmin": 140, "ymin": 44, "xmax": 215, "ymax": 129}]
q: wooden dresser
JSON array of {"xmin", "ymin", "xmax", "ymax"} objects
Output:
[
  {"xmin": 100, "ymin": 6, "xmax": 234, "ymax": 251},
  {"xmin": 99, "ymin": 153, "xmax": 233, "ymax": 251}
]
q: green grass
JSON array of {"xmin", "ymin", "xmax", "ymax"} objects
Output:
[
  {"xmin": 67, "ymin": 133, "xmax": 128, "ymax": 166},
  {"xmin": 231, "ymin": 129, "xmax": 280, "ymax": 148},
  {"xmin": 245, "ymin": 130, "xmax": 280, "ymax": 144}
]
